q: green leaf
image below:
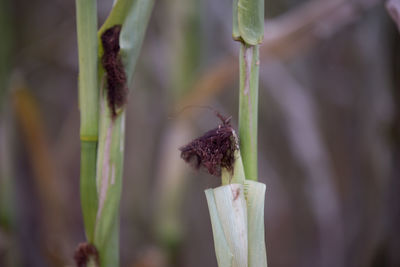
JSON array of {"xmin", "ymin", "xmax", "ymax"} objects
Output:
[
  {"xmin": 205, "ymin": 189, "xmax": 233, "ymax": 267},
  {"xmin": 94, "ymin": 111, "xmax": 125, "ymax": 266},
  {"xmin": 244, "ymin": 180, "xmax": 267, "ymax": 267},
  {"xmin": 119, "ymin": 0, "xmax": 155, "ymax": 84},
  {"xmin": 232, "ymin": 0, "xmax": 240, "ymax": 42},
  {"xmin": 97, "ymin": 0, "xmax": 155, "ymax": 86},
  {"xmin": 97, "ymin": 0, "xmax": 132, "ymax": 58},
  {"xmin": 100, "ymin": 217, "xmax": 120, "ymax": 267},
  {"xmin": 222, "ymin": 133, "xmax": 246, "ymax": 186},
  {"xmin": 233, "ymin": 0, "xmax": 264, "ymax": 45},
  {"xmin": 205, "ymin": 184, "xmax": 248, "ymax": 267}
]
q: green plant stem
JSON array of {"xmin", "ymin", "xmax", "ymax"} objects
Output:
[
  {"xmin": 93, "ymin": 105, "xmax": 125, "ymax": 266},
  {"xmin": 76, "ymin": 0, "xmax": 99, "ymax": 242},
  {"xmin": 80, "ymin": 141, "xmax": 98, "ymax": 242},
  {"xmin": 76, "ymin": 0, "xmax": 154, "ymax": 265},
  {"xmin": 92, "ymin": 1, "xmax": 155, "ymax": 265},
  {"xmin": 238, "ymin": 43, "xmax": 259, "ymax": 181}
]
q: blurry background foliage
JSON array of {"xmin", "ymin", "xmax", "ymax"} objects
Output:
[{"xmin": 0, "ymin": 0, "xmax": 400, "ymax": 266}]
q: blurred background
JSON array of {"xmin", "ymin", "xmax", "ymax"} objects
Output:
[{"xmin": 0, "ymin": 0, "xmax": 399, "ymax": 266}]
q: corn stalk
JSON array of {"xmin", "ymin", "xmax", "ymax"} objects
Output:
[
  {"xmin": 205, "ymin": 0, "xmax": 267, "ymax": 266},
  {"xmin": 75, "ymin": 0, "xmax": 154, "ymax": 265}
]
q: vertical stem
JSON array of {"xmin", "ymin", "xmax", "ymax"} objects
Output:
[
  {"xmin": 76, "ymin": 0, "xmax": 154, "ymax": 265},
  {"xmin": 80, "ymin": 140, "xmax": 98, "ymax": 242},
  {"xmin": 0, "ymin": 0, "xmax": 14, "ymax": 232},
  {"xmin": 93, "ymin": 101, "xmax": 125, "ymax": 266},
  {"xmin": 0, "ymin": 0, "xmax": 13, "ymax": 112},
  {"xmin": 76, "ymin": 0, "xmax": 99, "ymax": 242},
  {"xmin": 239, "ymin": 43, "xmax": 259, "ymax": 181}
]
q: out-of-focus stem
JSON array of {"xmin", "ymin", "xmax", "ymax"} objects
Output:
[
  {"xmin": 0, "ymin": 0, "xmax": 14, "ymax": 232},
  {"xmin": 0, "ymin": 0, "xmax": 13, "ymax": 111}
]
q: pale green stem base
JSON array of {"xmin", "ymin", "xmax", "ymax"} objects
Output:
[{"xmin": 222, "ymin": 149, "xmax": 246, "ymax": 185}]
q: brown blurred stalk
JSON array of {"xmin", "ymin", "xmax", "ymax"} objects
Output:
[{"xmin": 13, "ymin": 85, "xmax": 67, "ymax": 265}]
